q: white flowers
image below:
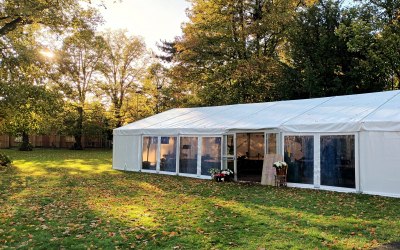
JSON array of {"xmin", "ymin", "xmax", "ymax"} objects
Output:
[
  {"xmin": 273, "ymin": 161, "xmax": 288, "ymax": 169},
  {"xmin": 221, "ymin": 169, "xmax": 233, "ymax": 176}
]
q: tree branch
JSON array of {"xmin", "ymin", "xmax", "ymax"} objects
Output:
[{"xmin": 0, "ymin": 16, "xmax": 33, "ymax": 36}]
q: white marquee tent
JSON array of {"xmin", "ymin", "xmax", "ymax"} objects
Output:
[{"xmin": 113, "ymin": 90, "xmax": 400, "ymax": 197}]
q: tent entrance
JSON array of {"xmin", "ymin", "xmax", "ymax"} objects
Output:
[{"xmin": 236, "ymin": 133, "xmax": 265, "ymax": 182}]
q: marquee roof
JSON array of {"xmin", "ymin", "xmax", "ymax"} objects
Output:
[{"xmin": 114, "ymin": 90, "xmax": 400, "ymax": 135}]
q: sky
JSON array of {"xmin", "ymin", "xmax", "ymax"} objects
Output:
[{"xmin": 98, "ymin": 0, "xmax": 191, "ymax": 52}]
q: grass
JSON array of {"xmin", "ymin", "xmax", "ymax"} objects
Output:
[{"xmin": 0, "ymin": 149, "xmax": 399, "ymax": 249}]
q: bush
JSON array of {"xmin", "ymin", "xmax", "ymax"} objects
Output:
[{"xmin": 0, "ymin": 153, "xmax": 12, "ymax": 166}]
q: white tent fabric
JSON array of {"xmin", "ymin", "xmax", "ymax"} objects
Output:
[
  {"xmin": 114, "ymin": 90, "xmax": 400, "ymax": 135},
  {"xmin": 113, "ymin": 90, "xmax": 400, "ymax": 197}
]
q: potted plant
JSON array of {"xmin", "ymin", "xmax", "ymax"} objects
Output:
[
  {"xmin": 209, "ymin": 168, "xmax": 234, "ymax": 182},
  {"xmin": 273, "ymin": 161, "xmax": 288, "ymax": 175}
]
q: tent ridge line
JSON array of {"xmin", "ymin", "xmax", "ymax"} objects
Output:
[
  {"xmin": 359, "ymin": 90, "xmax": 400, "ymax": 125},
  {"xmin": 279, "ymin": 96, "xmax": 336, "ymax": 128}
]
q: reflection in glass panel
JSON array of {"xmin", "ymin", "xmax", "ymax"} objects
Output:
[
  {"xmin": 267, "ymin": 133, "xmax": 277, "ymax": 154},
  {"xmin": 201, "ymin": 137, "xmax": 221, "ymax": 175},
  {"xmin": 227, "ymin": 134, "xmax": 234, "ymax": 155},
  {"xmin": 142, "ymin": 137, "xmax": 158, "ymax": 170},
  {"xmin": 179, "ymin": 137, "xmax": 198, "ymax": 174},
  {"xmin": 320, "ymin": 135, "xmax": 355, "ymax": 188},
  {"xmin": 160, "ymin": 137, "xmax": 177, "ymax": 172},
  {"xmin": 284, "ymin": 136, "xmax": 314, "ymax": 184}
]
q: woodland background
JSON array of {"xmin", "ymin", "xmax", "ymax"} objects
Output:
[{"xmin": 0, "ymin": 0, "xmax": 399, "ymax": 150}]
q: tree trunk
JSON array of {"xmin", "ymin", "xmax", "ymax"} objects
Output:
[
  {"xmin": 19, "ymin": 131, "xmax": 33, "ymax": 151},
  {"xmin": 114, "ymin": 104, "xmax": 122, "ymax": 128},
  {"xmin": 72, "ymin": 106, "xmax": 84, "ymax": 150}
]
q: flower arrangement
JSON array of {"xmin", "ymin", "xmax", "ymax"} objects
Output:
[
  {"xmin": 209, "ymin": 168, "xmax": 234, "ymax": 182},
  {"xmin": 273, "ymin": 161, "xmax": 288, "ymax": 169}
]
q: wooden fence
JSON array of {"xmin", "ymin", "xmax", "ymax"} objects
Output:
[{"xmin": 0, "ymin": 134, "xmax": 112, "ymax": 149}]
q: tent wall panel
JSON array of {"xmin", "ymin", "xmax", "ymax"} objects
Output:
[
  {"xmin": 112, "ymin": 135, "xmax": 140, "ymax": 171},
  {"xmin": 113, "ymin": 90, "xmax": 400, "ymax": 198},
  {"xmin": 360, "ymin": 131, "xmax": 400, "ymax": 197}
]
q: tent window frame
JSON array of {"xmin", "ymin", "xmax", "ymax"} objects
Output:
[
  {"xmin": 139, "ymin": 134, "xmax": 222, "ymax": 179},
  {"xmin": 140, "ymin": 135, "xmax": 179, "ymax": 175},
  {"xmin": 177, "ymin": 135, "xmax": 223, "ymax": 178},
  {"xmin": 282, "ymin": 132, "xmax": 359, "ymax": 191},
  {"xmin": 318, "ymin": 132, "xmax": 359, "ymax": 192}
]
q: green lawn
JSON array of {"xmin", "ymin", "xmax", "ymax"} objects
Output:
[{"xmin": 0, "ymin": 149, "xmax": 399, "ymax": 249}]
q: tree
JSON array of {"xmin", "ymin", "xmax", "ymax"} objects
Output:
[
  {"xmin": 60, "ymin": 100, "xmax": 111, "ymax": 148},
  {"xmin": 277, "ymin": 0, "xmax": 388, "ymax": 100},
  {"xmin": 161, "ymin": 0, "xmax": 307, "ymax": 105},
  {"xmin": 56, "ymin": 29, "xmax": 105, "ymax": 149},
  {"xmin": 0, "ymin": 0, "xmax": 99, "ymax": 37},
  {"xmin": 97, "ymin": 30, "xmax": 150, "ymax": 127},
  {"xmin": 0, "ymin": 24, "xmax": 62, "ymax": 150},
  {"xmin": 0, "ymin": 83, "xmax": 61, "ymax": 150},
  {"xmin": 336, "ymin": 0, "xmax": 400, "ymax": 90}
]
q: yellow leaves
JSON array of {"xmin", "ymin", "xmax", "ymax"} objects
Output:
[
  {"xmin": 162, "ymin": 231, "xmax": 178, "ymax": 237},
  {"xmin": 369, "ymin": 227, "xmax": 376, "ymax": 235},
  {"xmin": 169, "ymin": 231, "xmax": 178, "ymax": 237},
  {"xmin": 75, "ymin": 234, "xmax": 85, "ymax": 239},
  {"xmin": 196, "ymin": 227, "xmax": 205, "ymax": 234}
]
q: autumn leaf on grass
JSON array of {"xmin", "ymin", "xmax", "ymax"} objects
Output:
[
  {"xmin": 370, "ymin": 228, "xmax": 376, "ymax": 235},
  {"xmin": 76, "ymin": 234, "xmax": 85, "ymax": 239},
  {"xmin": 196, "ymin": 227, "xmax": 205, "ymax": 234},
  {"xmin": 169, "ymin": 231, "xmax": 178, "ymax": 237},
  {"xmin": 135, "ymin": 234, "xmax": 144, "ymax": 239}
]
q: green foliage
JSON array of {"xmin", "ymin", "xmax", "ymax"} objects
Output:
[
  {"xmin": 336, "ymin": 0, "xmax": 400, "ymax": 91},
  {"xmin": 97, "ymin": 30, "xmax": 150, "ymax": 127},
  {"xmin": 162, "ymin": 0, "xmax": 400, "ymax": 104},
  {"xmin": 162, "ymin": 0, "xmax": 304, "ymax": 105},
  {"xmin": 0, "ymin": 83, "xmax": 62, "ymax": 136},
  {"xmin": 0, "ymin": 149, "xmax": 400, "ymax": 249},
  {"xmin": 0, "ymin": 153, "xmax": 12, "ymax": 166},
  {"xmin": 55, "ymin": 29, "xmax": 106, "ymax": 149},
  {"xmin": 0, "ymin": 0, "xmax": 100, "ymax": 37}
]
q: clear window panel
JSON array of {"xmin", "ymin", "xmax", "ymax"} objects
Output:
[
  {"xmin": 226, "ymin": 134, "xmax": 234, "ymax": 156},
  {"xmin": 142, "ymin": 137, "xmax": 158, "ymax": 170},
  {"xmin": 320, "ymin": 135, "xmax": 355, "ymax": 188},
  {"xmin": 201, "ymin": 137, "xmax": 221, "ymax": 176},
  {"xmin": 284, "ymin": 136, "xmax": 314, "ymax": 184},
  {"xmin": 236, "ymin": 133, "xmax": 264, "ymax": 159},
  {"xmin": 160, "ymin": 137, "xmax": 177, "ymax": 172},
  {"xmin": 179, "ymin": 137, "xmax": 198, "ymax": 174},
  {"xmin": 267, "ymin": 133, "xmax": 277, "ymax": 154}
]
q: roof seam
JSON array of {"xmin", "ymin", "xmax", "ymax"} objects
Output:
[
  {"xmin": 280, "ymin": 96, "xmax": 336, "ymax": 127},
  {"xmin": 359, "ymin": 90, "xmax": 400, "ymax": 123},
  {"xmin": 157, "ymin": 105, "xmax": 237, "ymax": 128},
  {"xmin": 223, "ymin": 101, "xmax": 281, "ymax": 128},
  {"xmin": 140, "ymin": 109, "xmax": 195, "ymax": 129}
]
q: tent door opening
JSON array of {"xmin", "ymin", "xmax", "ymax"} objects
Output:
[{"xmin": 236, "ymin": 133, "xmax": 265, "ymax": 182}]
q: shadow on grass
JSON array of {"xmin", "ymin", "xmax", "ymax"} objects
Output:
[{"xmin": 1, "ymin": 149, "xmax": 399, "ymax": 249}]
